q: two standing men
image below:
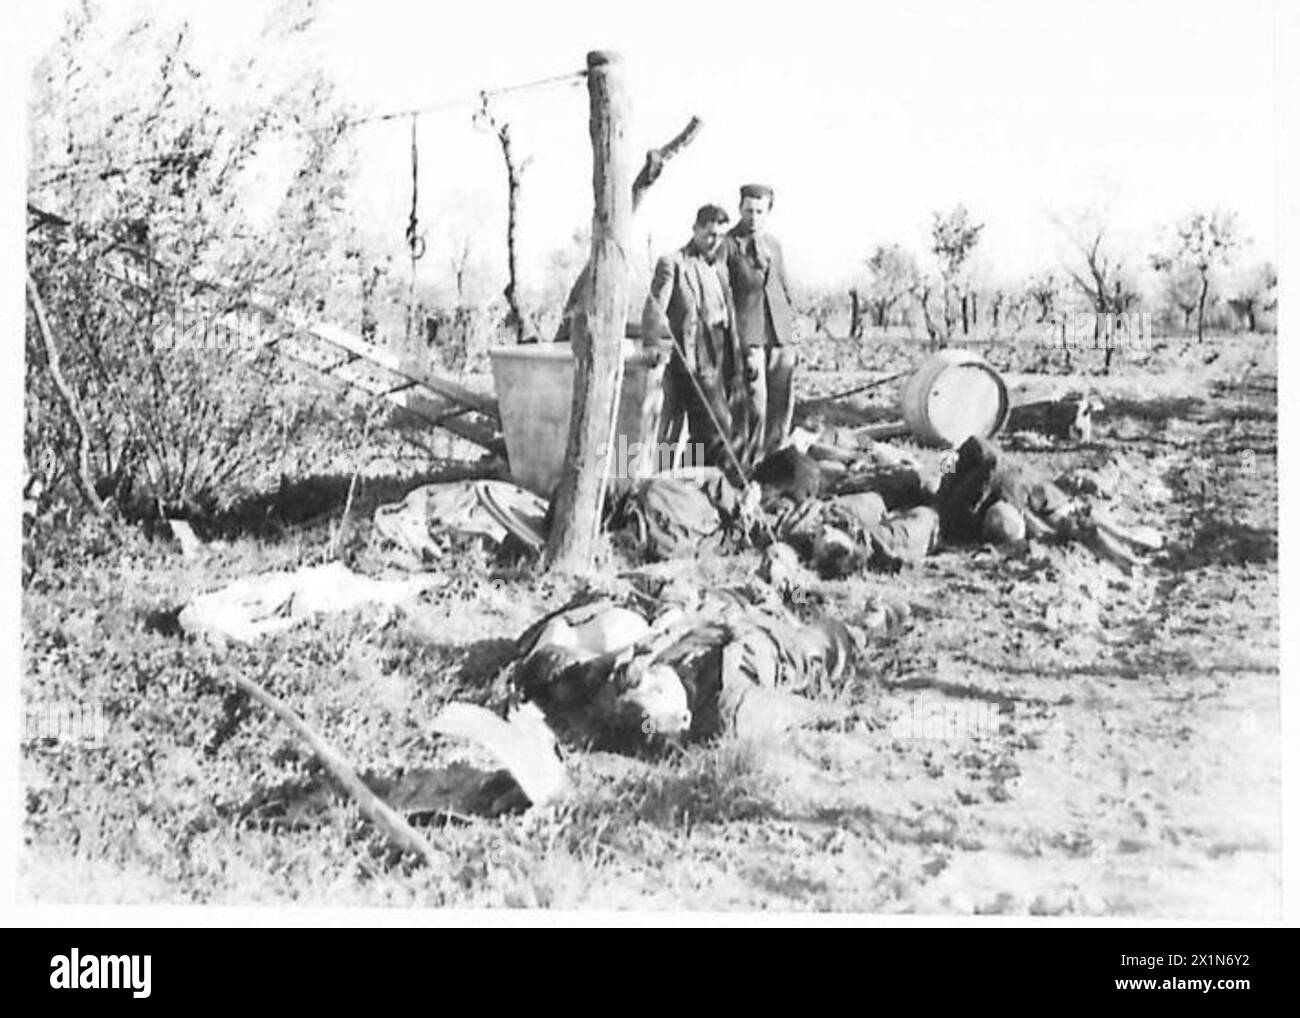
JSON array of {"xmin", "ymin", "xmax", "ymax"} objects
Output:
[{"xmin": 642, "ymin": 184, "xmax": 797, "ymax": 479}]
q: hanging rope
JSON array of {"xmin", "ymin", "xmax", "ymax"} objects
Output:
[
  {"xmin": 405, "ymin": 114, "xmax": 425, "ymax": 263},
  {"xmin": 404, "ymin": 114, "xmax": 426, "ymax": 342}
]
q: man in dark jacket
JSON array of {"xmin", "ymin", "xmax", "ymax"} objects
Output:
[{"xmin": 723, "ymin": 183, "xmax": 798, "ymax": 467}]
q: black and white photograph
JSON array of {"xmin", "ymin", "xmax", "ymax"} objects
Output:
[{"xmin": 7, "ymin": 0, "xmax": 1293, "ymax": 926}]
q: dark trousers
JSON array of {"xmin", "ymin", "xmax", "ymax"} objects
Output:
[
  {"xmin": 764, "ymin": 345, "xmax": 797, "ymax": 454},
  {"xmin": 657, "ymin": 329, "xmax": 739, "ymax": 474}
]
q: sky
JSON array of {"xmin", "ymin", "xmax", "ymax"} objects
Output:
[{"xmin": 19, "ymin": 0, "xmax": 1279, "ymax": 294}]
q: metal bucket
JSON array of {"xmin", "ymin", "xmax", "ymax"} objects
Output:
[
  {"xmin": 490, "ymin": 341, "xmax": 668, "ymax": 496},
  {"xmin": 899, "ymin": 349, "xmax": 1009, "ymax": 447}
]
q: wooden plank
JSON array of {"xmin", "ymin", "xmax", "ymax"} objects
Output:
[
  {"xmin": 306, "ymin": 321, "xmax": 499, "ymax": 419},
  {"xmin": 94, "ymin": 253, "xmax": 505, "ymax": 451},
  {"xmin": 224, "ymin": 285, "xmax": 502, "ymax": 423},
  {"xmin": 391, "ymin": 390, "xmax": 503, "ymax": 452}
]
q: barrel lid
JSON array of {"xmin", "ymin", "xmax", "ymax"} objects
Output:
[{"xmin": 926, "ymin": 362, "xmax": 1006, "ymax": 445}]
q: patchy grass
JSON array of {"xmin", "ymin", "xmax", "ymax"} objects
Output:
[{"xmin": 21, "ymin": 331, "xmax": 1280, "ymax": 914}]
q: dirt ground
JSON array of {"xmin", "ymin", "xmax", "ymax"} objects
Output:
[{"xmin": 20, "ymin": 331, "xmax": 1280, "ymax": 916}]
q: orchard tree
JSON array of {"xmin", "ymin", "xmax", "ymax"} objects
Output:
[
  {"xmin": 1056, "ymin": 211, "xmax": 1142, "ymax": 372},
  {"xmin": 1226, "ymin": 261, "xmax": 1277, "ymax": 333},
  {"xmin": 929, "ymin": 205, "xmax": 984, "ymax": 340},
  {"xmin": 861, "ymin": 243, "xmax": 920, "ymax": 330},
  {"xmin": 1154, "ymin": 262, "xmax": 1202, "ymax": 332},
  {"xmin": 1151, "ymin": 209, "xmax": 1241, "ymax": 343},
  {"xmin": 1024, "ymin": 272, "xmax": 1062, "ymax": 324}
]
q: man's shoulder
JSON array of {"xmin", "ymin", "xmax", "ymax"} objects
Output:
[{"xmin": 652, "ymin": 249, "xmax": 685, "ymax": 274}]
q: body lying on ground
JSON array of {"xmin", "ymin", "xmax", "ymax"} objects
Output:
[
  {"xmin": 606, "ymin": 435, "xmax": 1160, "ymax": 577},
  {"xmin": 509, "ymin": 579, "xmax": 899, "ymax": 754}
]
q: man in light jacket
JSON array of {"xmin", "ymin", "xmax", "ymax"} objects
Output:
[{"xmin": 641, "ymin": 203, "xmax": 742, "ymax": 475}]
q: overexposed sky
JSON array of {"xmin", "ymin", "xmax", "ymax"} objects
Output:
[{"xmin": 21, "ymin": 0, "xmax": 1278, "ymax": 292}]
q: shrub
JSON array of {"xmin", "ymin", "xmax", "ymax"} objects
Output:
[{"xmin": 26, "ymin": 0, "xmax": 363, "ymax": 519}]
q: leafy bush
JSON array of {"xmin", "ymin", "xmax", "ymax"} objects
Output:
[{"xmin": 26, "ymin": 0, "xmax": 364, "ymax": 519}]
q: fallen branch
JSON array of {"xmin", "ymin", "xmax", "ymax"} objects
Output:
[
  {"xmin": 26, "ymin": 273, "xmax": 106, "ymax": 515},
  {"xmin": 226, "ymin": 666, "xmax": 441, "ymax": 867}
]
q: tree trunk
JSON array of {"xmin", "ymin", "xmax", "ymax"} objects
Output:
[
  {"xmin": 848, "ymin": 288, "xmax": 864, "ymax": 340},
  {"xmin": 1196, "ymin": 271, "xmax": 1209, "ymax": 343},
  {"xmin": 920, "ymin": 285, "xmax": 941, "ymax": 349},
  {"xmin": 478, "ymin": 96, "xmax": 529, "ymax": 343},
  {"xmin": 501, "ymin": 132, "xmax": 526, "ymax": 342},
  {"xmin": 543, "ymin": 51, "xmax": 632, "ymax": 573}
]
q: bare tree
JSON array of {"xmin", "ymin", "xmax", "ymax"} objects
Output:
[
  {"xmin": 1056, "ymin": 212, "xmax": 1141, "ymax": 373},
  {"xmin": 1151, "ymin": 210, "xmax": 1242, "ymax": 342},
  {"xmin": 912, "ymin": 275, "xmax": 944, "ymax": 349},
  {"xmin": 987, "ymin": 288, "xmax": 1006, "ymax": 332},
  {"xmin": 1024, "ymin": 272, "xmax": 1061, "ymax": 324},
  {"xmin": 448, "ymin": 234, "xmax": 474, "ymax": 307},
  {"xmin": 474, "ymin": 94, "xmax": 532, "ymax": 343},
  {"xmin": 848, "ymin": 287, "xmax": 866, "ymax": 340}
]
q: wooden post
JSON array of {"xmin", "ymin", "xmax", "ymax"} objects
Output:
[{"xmin": 544, "ymin": 51, "xmax": 632, "ymax": 572}]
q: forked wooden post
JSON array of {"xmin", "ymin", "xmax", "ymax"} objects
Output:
[{"xmin": 544, "ymin": 50, "xmax": 632, "ymax": 572}]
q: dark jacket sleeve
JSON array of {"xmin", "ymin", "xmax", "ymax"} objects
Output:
[
  {"xmin": 772, "ymin": 237, "xmax": 793, "ymax": 306},
  {"xmin": 767, "ymin": 237, "xmax": 796, "ymax": 344}
]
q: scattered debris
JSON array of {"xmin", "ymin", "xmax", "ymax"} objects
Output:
[
  {"xmin": 429, "ymin": 702, "xmax": 568, "ymax": 808},
  {"xmin": 220, "ymin": 663, "xmax": 440, "ymax": 866},
  {"xmin": 607, "ymin": 468, "xmax": 751, "ymax": 560},
  {"xmin": 178, "ymin": 562, "xmax": 438, "ymax": 645},
  {"xmin": 1007, "ymin": 394, "xmax": 1104, "ymax": 443},
  {"xmin": 372, "ymin": 479, "xmax": 547, "ymax": 563},
  {"xmin": 167, "ymin": 518, "xmax": 204, "ymax": 560}
]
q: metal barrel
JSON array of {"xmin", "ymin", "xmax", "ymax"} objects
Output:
[{"xmin": 899, "ymin": 349, "xmax": 1009, "ymax": 447}]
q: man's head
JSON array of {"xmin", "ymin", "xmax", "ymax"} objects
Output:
[
  {"xmin": 738, "ymin": 183, "xmax": 774, "ymax": 235},
  {"xmin": 692, "ymin": 204, "xmax": 730, "ymax": 257}
]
